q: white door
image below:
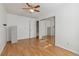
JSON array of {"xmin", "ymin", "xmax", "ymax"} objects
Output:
[{"xmin": 10, "ymin": 26, "xmax": 17, "ymax": 43}]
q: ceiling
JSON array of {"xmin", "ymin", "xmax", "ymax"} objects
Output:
[{"xmin": 4, "ymin": 3, "xmax": 64, "ymax": 19}]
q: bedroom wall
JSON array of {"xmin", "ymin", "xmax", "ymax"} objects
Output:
[
  {"xmin": 55, "ymin": 4, "xmax": 79, "ymax": 54},
  {"xmin": 7, "ymin": 13, "xmax": 36, "ymax": 41},
  {"xmin": 39, "ymin": 3, "xmax": 79, "ymax": 55},
  {"xmin": 0, "ymin": 4, "xmax": 7, "ymax": 54}
]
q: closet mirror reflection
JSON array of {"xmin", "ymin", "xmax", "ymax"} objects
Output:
[{"xmin": 39, "ymin": 16, "xmax": 55, "ymax": 46}]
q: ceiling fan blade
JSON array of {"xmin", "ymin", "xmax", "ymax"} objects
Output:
[
  {"xmin": 22, "ymin": 8, "xmax": 30, "ymax": 9},
  {"xmin": 26, "ymin": 3, "xmax": 31, "ymax": 7},
  {"xmin": 34, "ymin": 10, "xmax": 40, "ymax": 12},
  {"xmin": 34, "ymin": 5, "xmax": 40, "ymax": 8}
]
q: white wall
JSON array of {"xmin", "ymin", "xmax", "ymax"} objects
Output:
[
  {"xmin": 55, "ymin": 4, "xmax": 79, "ymax": 54},
  {"xmin": 7, "ymin": 14, "xmax": 36, "ymax": 41},
  {"xmin": 39, "ymin": 12, "xmax": 55, "ymax": 20},
  {"xmin": 0, "ymin": 4, "xmax": 7, "ymax": 54},
  {"xmin": 71, "ymin": 4, "xmax": 79, "ymax": 54}
]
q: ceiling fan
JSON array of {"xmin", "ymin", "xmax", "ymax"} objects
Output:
[{"xmin": 22, "ymin": 3, "xmax": 40, "ymax": 13}]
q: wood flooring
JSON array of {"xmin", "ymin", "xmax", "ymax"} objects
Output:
[{"xmin": 1, "ymin": 38, "xmax": 76, "ymax": 56}]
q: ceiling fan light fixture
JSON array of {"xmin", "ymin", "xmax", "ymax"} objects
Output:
[
  {"xmin": 29, "ymin": 9, "xmax": 34, "ymax": 13},
  {"xmin": 23, "ymin": 3, "xmax": 40, "ymax": 13}
]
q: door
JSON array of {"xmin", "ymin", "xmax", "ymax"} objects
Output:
[
  {"xmin": 36, "ymin": 21, "xmax": 39, "ymax": 39},
  {"xmin": 39, "ymin": 16, "xmax": 55, "ymax": 46}
]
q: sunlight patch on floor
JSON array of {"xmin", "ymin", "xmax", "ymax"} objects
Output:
[{"xmin": 44, "ymin": 44, "xmax": 52, "ymax": 48}]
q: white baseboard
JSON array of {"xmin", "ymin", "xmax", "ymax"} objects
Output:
[
  {"xmin": 55, "ymin": 44, "xmax": 79, "ymax": 55},
  {"xmin": 18, "ymin": 37, "xmax": 36, "ymax": 40},
  {"xmin": 0, "ymin": 42, "xmax": 7, "ymax": 55}
]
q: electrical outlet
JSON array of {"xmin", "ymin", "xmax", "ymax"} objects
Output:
[{"xmin": 67, "ymin": 42, "xmax": 69, "ymax": 45}]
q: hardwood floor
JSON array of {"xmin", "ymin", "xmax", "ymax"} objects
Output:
[{"xmin": 1, "ymin": 38, "xmax": 76, "ymax": 56}]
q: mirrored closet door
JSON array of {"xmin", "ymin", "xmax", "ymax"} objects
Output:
[{"xmin": 39, "ymin": 16, "xmax": 55, "ymax": 45}]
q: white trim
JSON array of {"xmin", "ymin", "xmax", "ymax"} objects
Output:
[
  {"xmin": 55, "ymin": 44, "xmax": 79, "ymax": 55},
  {"xmin": 0, "ymin": 42, "xmax": 6, "ymax": 55}
]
